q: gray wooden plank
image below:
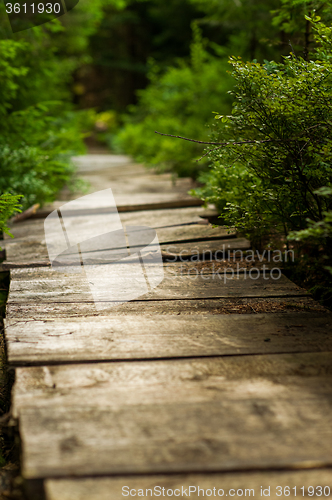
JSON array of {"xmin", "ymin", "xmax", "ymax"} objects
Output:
[
  {"xmin": 4, "ymin": 208, "xmax": 231, "ymax": 266},
  {"xmin": 4, "ymin": 229, "xmax": 238, "ymax": 266},
  {"xmin": 5, "ymin": 295, "xmax": 327, "ymax": 320},
  {"xmin": 158, "ymin": 225, "xmax": 235, "ymax": 245},
  {"xmin": 45, "ymin": 470, "xmax": 332, "ymax": 500},
  {"xmin": 7, "ymin": 265, "xmax": 306, "ymax": 305},
  {"xmin": 7, "ymin": 207, "xmax": 212, "ymax": 239},
  {"xmin": 72, "ymin": 154, "xmax": 133, "ymax": 172},
  {"xmin": 57, "ymin": 155, "xmax": 201, "ymax": 207},
  {"xmin": 18, "ymin": 382, "xmax": 332, "ymax": 478},
  {"xmin": 160, "ymin": 237, "xmax": 250, "ymax": 258},
  {"xmin": 59, "ymin": 155, "xmax": 202, "ymax": 209},
  {"xmin": 30, "ymin": 198, "xmax": 205, "ymax": 220},
  {"xmin": 12, "ymin": 352, "xmax": 332, "ymax": 416},
  {"xmin": 4, "ymin": 312, "xmax": 332, "ymax": 365},
  {"xmin": 3, "ymin": 242, "xmax": 49, "ymax": 266},
  {"xmin": 4, "ymin": 219, "xmax": 45, "ymax": 241},
  {"xmin": 119, "ymin": 207, "xmax": 212, "ymax": 227},
  {"xmin": 17, "ymin": 407, "xmax": 323, "ymax": 479}
]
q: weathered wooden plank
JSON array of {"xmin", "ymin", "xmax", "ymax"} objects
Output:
[
  {"xmin": 78, "ymin": 169, "xmax": 197, "ymax": 204},
  {"xmin": 72, "ymin": 154, "xmax": 133, "ymax": 172},
  {"xmin": 5, "ymin": 312, "xmax": 332, "ymax": 365},
  {"xmin": 161, "ymin": 237, "xmax": 250, "ymax": 258},
  {"xmin": 5, "ymin": 207, "xmax": 212, "ymax": 240},
  {"xmin": 45, "ymin": 469, "xmax": 332, "ymax": 500},
  {"xmin": 120, "ymin": 207, "xmax": 213, "ymax": 226},
  {"xmin": 14, "ymin": 353, "xmax": 332, "ymax": 479},
  {"xmin": 3, "ymin": 242, "xmax": 49, "ymax": 266},
  {"xmin": 7, "ymin": 265, "xmax": 306, "ymax": 305},
  {"xmin": 5, "ymin": 235, "xmax": 248, "ymax": 267},
  {"xmin": 5, "ymin": 296, "xmax": 328, "ymax": 320},
  {"xmin": 119, "ymin": 207, "xmax": 212, "ymax": 227},
  {"xmin": 4, "ymin": 228, "xmax": 237, "ymax": 266},
  {"xmin": 4, "ymin": 219, "xmax": 45, "ymax": 240},
  {"xmin": 158, "ymin": 225, "xmax": 235, "ymax": 245},
  {"xmin": 12, "ymin": 352, "xmax": 332, "ymax": 416},
  {"xmin": 18, "ymin": 389, "xmax": 332, "ymax": 478},
  {"xmin": 4, "ymin": 208, "xmax": 230, "ymax": 266},
  {"xmin": 56, "ymin": 154, "xmax": 202, "ymax": 210},
  {"xmin": 30, "ymin": 198, "xmax": 205, "ymax": 220}
]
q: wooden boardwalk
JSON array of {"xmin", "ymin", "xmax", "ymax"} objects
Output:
[{"xmin": 3, "ymin": 155, "xmax": 332, "ymax": 499}]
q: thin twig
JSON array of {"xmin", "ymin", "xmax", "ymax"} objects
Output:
[
  {"xmin": 195, "ymin": 145, "xmax": 224, "ymax": 161},
  {"xmin": 156, "ymin": 121, "xmax": 329, "ymax": 152},
  {"xmin": 289, "ymin": 41, "xmax": 299, "ymax": 60},
  {"xmin": 155, "ymin": 131, "xmax": 226, "ymax": 145},
  {"xmin": 155, "ymin": 131, "xmax": 285, "ymax": 146}
]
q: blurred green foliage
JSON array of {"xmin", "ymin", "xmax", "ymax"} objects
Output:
[
  {"xmin": 0, "ymin": 193, "xmax": 22, "ymax": 239},
  {"xmin": 115, "ymin": 25, "xmax": 234, "ymax": 177},
  {"xmin": 1, "ymin": 0, "xmax": 332, "ymax": 277},
  {"xmin": 0, "ymin": 11, "xmax": 85, "ymax": 215},
  {"xmin": 114, "ymin": 0, "xmax": 322, "ymax": 178},
  {"xmin": 190, "ymin": 0, "xmax": 281, "ymax": 60},
  {"xmin": 75, "ymin": 0, "xmax": 212, "ymax": 110},
  {"xmin": 0, "ymin": 0, "xmax": 211, "ymax": 223},
  {"xmin": 193, "ymin": 16, "xmax": 332, "ymax": 259},
  {"xmin": 0, "ymin": 1, "xmax": 129, "ymax": 224},
  {"xmin": 272, "ymin": 0, "xmax": 332, "ymax": 57}
]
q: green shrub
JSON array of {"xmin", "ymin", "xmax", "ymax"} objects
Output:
[
  {"xmin": 193, "ymin": 18, "xmax": 332, "ymax": 246},
  {"xmin": 0, "ymin": 33, "xmax": 86, "ymax": 211},
  {"xmin": 115, "ymin": 24, "xmax": 234, "ymax": 178},
  {"xmin": 288, "ymin": 186, "xmax": 332, "ymax": 275},
  {"xmin": 0, "ymin": 193, "xmax": 22, "ymax": 238}
]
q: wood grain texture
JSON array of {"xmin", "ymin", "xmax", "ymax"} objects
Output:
[
  {"xmin": 36, "ymin": 156, "xmax": 202, "ymax": 213},
  {"xmin": 7, "ymin": 155, "xmax": 330, "ymax": 491},
  {"xmin": 45, "ymin": 470, "xmax": 332, "ymax": 500},
  {"xmin": 160, "ymin": 238, "xmax": 250, "ymax": 258},
  {"xmin": 4, "ymin": 209, "xmax": 214, "ymax": 253},
  {"xmin": 6, "ymin": 296, "xmax": 326, "ymax": 320},
  {"xmin": 4, "ymin": 208, "xmax": 231, "ymax": 266},
  {"xmin": 74, "ymin": 166, "xmax": 198, "ymax": 205},
  {"xmin": 7, "ymin": 266, "xmax": 306, "ymax": 306},
  {"xmin": 4, "ymin": 229, "xmax": 238, "ymax": 265},
  {"xmin": 16, "ymin": 353, "xmax": 332, "ymax": 479},
  {"xmin": 5, "ymin": 312, "xmax": 332, "ymax": 365},
  {"xmin": 19, "ymin": 395, "xmax": 332, "ymax": 479},
  {"xmin": 6, "ymin": 207, "xmax": 212, "ymax": 241},
  {"xmin": 29, "ymin": 198, "xmax": 205, "ymax": 219},
  {"xmin": 12, "ymin": 352, "xmax": 332, "ymax": 416}
]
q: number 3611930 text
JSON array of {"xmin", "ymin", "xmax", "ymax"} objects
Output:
[{"xmin": 5, "ymin": 3, "xmax": 62, "ymax": 14}]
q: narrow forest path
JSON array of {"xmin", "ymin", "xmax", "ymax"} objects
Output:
[{"xmin": 3, "ymin": 155, "xmax": 332, "ymax": 500}]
